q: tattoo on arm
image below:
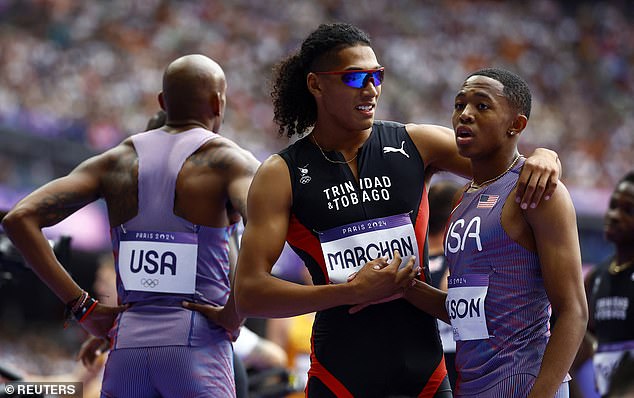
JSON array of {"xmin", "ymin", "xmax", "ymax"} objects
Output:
[{"xmin": 36, "ymin": 192, "xmax": 91, "ymax": 227}]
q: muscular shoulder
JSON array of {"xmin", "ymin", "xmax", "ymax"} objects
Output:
[
  {"xmin": 256, "ymin": 154, "xmax": 290, "ymax": 180},
  {"xmin": 248, "ymin": 154, "xmax": 293, "ymax": 212},
  {"xmin": 251, "ymin": 155, "xmax": 291, "ymax": 195},
  {"xmin": 72, "ymin": 137, "xmax": 137, "ymax": 181},
  {"xmin": 188, "ymin": 136, "xmax": 260, "ymax": 176}
]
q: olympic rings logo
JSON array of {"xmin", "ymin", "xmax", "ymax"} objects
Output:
[{"xmin": 141, "ymin": 278, "xmax": 160, "ymax": 288}]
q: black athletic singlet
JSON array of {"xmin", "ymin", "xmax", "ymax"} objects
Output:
[
  {"xmin": 588, "ymin": 259, "xmax": 634, "ymax": 395},
  {"xmin": 279, "ymin": 121, "xmax": 449, "ymax": 397}
]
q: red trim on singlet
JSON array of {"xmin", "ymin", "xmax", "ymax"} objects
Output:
[
  {"xmin": 287, "ymin": 213, "xmax": 330, "ymax": 284},
  {"xmin": 306, "ymin": 334, "xmax": 354, "ymax": 398},
  {"xmin": 415, "ymin": 184, "xmax": 430, "ymax": 283},
  {"xmin": 418, "ymin": 355, "xmax": 448, "ymax": 397}
]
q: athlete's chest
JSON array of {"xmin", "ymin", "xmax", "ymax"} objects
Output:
[{"xmin": 291, "ymin": 141, "xmax": 424, "ymax": 231}]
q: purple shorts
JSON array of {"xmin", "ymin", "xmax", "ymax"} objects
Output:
[{"xmin": 100, "ymin": 343, "xmax": 235, "ymax": 398}]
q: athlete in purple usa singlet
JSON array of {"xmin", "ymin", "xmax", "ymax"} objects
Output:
[
  {"xmin": 444, "ymin": 158, "xmax": 569, "ymax": 397},
  {"xmin": 1, "ymin": 54, "xmax": 257, "ymax": 398},
  {"xmin": 101, "ymin": 128, "xmax": 236, "ymax": 397}
]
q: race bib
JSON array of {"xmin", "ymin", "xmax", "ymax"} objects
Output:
[
  {"xmin": 446, "ymin": 274, "xmax": 490, "ymax": 341},
  {"xmin": 318, "ymin": 213, "xmax": 420, "ymax": 284},
  {"xmin": 593, "ymin": 341, "xmax": 634, "ymax": 395},
  {"xmin": 118, "ymin": 230, "xmax": 198, "ymax": 294}
]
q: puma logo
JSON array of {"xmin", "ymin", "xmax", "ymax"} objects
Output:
[{"xmin": 383, "ymin": 141, "xmax": 409, "ymax": 158}]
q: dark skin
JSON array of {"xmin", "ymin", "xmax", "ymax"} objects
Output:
[
  {"xmin": 2, "ymin": 54, "xmax": 260, "ymax": 338},
  {"xmin": 236, "ymin": 46, "xmax": 561, "ymax": 319},
  {"xmin": 399, "ymin": 75, "xmax": 587, "ymax": 398}
]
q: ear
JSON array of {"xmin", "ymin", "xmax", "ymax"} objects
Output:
[
  {"xmin": 212, "ymin": 91, "xmax": 222, "ymax": 116},
  {"xmin": 158, "ymin": 92, "xmax": 166, "ymax": 111},
  {"xmin": 306, "ymin": 72, "xmax": 322, "ymax": 97},
  {"xmin": 508, "ymin": 114, "xmax": 528, "ymax": 136}
]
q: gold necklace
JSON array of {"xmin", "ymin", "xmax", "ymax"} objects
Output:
[
  {"xmin": 469, "ymin": 154, "xmax": 521, "ymax": 190},
  {"xmin": 608, "ymin": 259, "xmax": 634, "ymax": 275},
  {"xmin": 312, "ymin": 134, "xmax": 358, "ymax": 165}
]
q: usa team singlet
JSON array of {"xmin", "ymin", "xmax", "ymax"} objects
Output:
[
  {"xmin": 279, "ymin": 120, "xmax": 448, "ymax": 397},
  {"xmin": 444, "ymin": 158, "xmax": 569, "ymax": 397},
  {"xmin": 103, "ymin": 128, "xmax": 235, "ymax": 397}
]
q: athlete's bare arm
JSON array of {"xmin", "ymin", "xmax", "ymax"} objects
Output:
[
  {"xmin": 234, "ymin": 155, "xmax": 416, "ymax": 319},
  {"xmin": 517, "ymin": 183, "xmax": 588, "ymax": 398},
  {"xmin": 225, "ymin": 144, "xmax": 261, "ymax": 225},
  {"xmin": 180, "ymin": 138, "xmax": 260, "ymax": 334},
  {"xmin": 2, "ymin": 145, "xmax": 131, "ymax": 337},
  {"xmin": 405, "ymin": 123, "xmax": 561, "ymax": 209}
]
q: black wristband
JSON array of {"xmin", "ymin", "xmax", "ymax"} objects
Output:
[
  {"xmin": 73, "ymin": 296, "xmax": 98, "ymax": 322},
  {"xmin": 63, "ymin": 291, "xmax": 97, "ymax": 326}
]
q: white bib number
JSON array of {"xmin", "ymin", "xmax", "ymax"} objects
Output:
[
  {"xmin": 446, "ymin": 274, "xmax": 490, "ymax": 341},
  {"xmin": 118, "ymin": 231, "xmax": 198, "ymax": 294},
  {"xmin": 318, "ymin": 213, "xmax": 420, "ymax": 284},
  {"xmin": 593, "ymin": 342, "xmax": 634, "ymax": 395}
]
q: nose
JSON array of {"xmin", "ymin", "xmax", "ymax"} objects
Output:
[
  {"xmin": 361, "ymin": 77, "xmax": 379, "ymax": 95},
  {"xmin": 459, "ymin": 104, "xmax": 475, "ymax": 123}
]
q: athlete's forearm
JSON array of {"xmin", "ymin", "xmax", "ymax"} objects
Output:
[
  {"xmin": 236, "ymin": 271, "xmax": 363, "ymax": 318},
  {"xmin": 403, "ymin": 279, "xmax": 450, "ymax": 324},
  {"xmin": 2, "ymin": 210, "xmax": 83, "ymax": 303}
]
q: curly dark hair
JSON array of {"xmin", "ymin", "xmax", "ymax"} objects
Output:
[
  {"xmin": 620, "ymin": 170, "xmax": 634, "ymax": 185},
  {"xmin": 271, "ymin": 23, "xmax": 372, "ymax": 137},
  {"xmin": 467, "ymin": 67, "xmax": 532, "ymax": 119}
]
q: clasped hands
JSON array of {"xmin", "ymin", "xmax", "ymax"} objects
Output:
[{"xmin": 346, "ymin": 250, "xmax": 418, "ymax": 314}]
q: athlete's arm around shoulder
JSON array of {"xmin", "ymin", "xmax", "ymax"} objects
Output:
[
  {"xmin": 523, "ymin": 183, "xmax": 588, "ymax": 398},
  {"xmin": 405, "ymin": 123, "xmax": 472, "ymax": 179},
  {"xmin": 234, "ymin": 155, "xmax": 415, "ymax": 319},
  {"xmin": 405, "ymin": 123, "xmax": 562, "ymax": 208}
]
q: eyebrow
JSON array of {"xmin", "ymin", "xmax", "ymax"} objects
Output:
[{"xmin": 455, "ymin": 90, "xmax": 494, "ymax": 100}]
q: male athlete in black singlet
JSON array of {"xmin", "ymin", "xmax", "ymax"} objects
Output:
[{"xmin": 279, "ymin": 121, "xmax": 446, "ymax": 396}]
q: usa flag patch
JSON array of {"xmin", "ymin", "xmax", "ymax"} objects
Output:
[{"xmin": 477, "ymin": 194, "xmax": 499, "ymax": 209}]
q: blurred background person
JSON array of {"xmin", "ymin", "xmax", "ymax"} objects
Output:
[
  {"xmin": 605, "ymin": 353, "xmax": 634, "ymax": 398},
  {"xmin": 583, "ymin": 170, "xmax": 634, "ymax": 397}
]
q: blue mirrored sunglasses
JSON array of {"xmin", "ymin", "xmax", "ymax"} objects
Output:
[{"xmin": 314, "ymin": 67, "xmax": 385, "ymax": 88}]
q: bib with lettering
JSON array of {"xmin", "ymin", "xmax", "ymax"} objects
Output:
[
  {"xmin": 118, "ymin": 230, "xmax": 198, "ymax": 294},
  {"xmin": 318, "ymin": 213, "xmax": 420, "ymax": 284},
  {"xmin": 593, "ymin": 341, "xmax": 634, "ymax": 395},
  {"xmin": 446, "ymin": 274, "xmax": 490, "ymax": 341}
]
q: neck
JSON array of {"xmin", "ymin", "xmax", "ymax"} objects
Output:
[
  {"xmin": 615, "ymin": 246, "xmax": 634, "ymax": 265},
  {"xmin": 165, "ymin": 119, "xmax": 209, "ymax": 130},
  {"xmin": 470, "ymin": 152, "xmax": 520, "ymax": 188},
  {"xmin": 311, "ymin": 127, "xmax": 370, "ymax": 152}
]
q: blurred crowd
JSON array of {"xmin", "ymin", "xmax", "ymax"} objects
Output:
[
  {"xmin": 2, "ymin": 2, "xmax": 632, "ymax": 395},
  {"xmin": 0, "ymin": 0, "xmax": 632, "ymax": 195}
]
